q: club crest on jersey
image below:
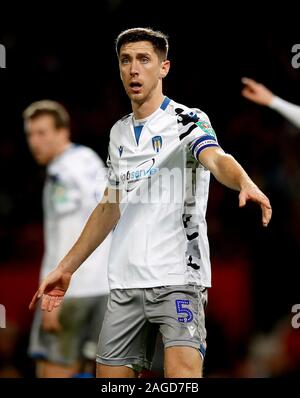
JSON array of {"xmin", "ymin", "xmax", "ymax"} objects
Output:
[
  {"xmin": 118, "ymin": 146, "xmax": 124, "ymax": 157},
  {"xmin": 152, "ymin": 136, "xmax": 162, "ymax": 153}
]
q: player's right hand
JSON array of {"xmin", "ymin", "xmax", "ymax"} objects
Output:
[{"xmin": 29, "ymin": 268, "xmax": 72, "ymax": 312}]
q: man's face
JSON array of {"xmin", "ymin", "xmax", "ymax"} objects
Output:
[
  {"xmin": 119, "ymin": 41, "xmax": 169, "ymax": 104},
  {"xmin": 25, "ymin": 115, "xmax": 66, "ymax": 165}
]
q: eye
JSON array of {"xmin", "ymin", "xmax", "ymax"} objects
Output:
[
  {"xmin": 141, "ymin": 57, "xmax": 149, "ymax": 63},
  {"xmin": 121, "ymin": 57, "xmax": 129, "ymax": 64}
]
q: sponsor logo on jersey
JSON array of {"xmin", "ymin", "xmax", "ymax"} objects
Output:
[
  {"xmin": 152, "ymin": 135, "xmax": 162, "ymax": 153},
  {"xmin": 120, "ymin": 158, "xmax": 159, "ymax": 185}
]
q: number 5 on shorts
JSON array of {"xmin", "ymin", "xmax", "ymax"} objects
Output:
[{"xmin": 175, "ymin": 299, "xmax": 193, "ymax": 323}]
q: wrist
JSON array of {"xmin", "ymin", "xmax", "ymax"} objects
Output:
[
  {"xmin": 57, "ymin": 260, "xmax": 75, "ymax": 275},
  {"xmin": 268, "ymin": 95, "xmax": 279, "ymax": 109},
  {"xmin": 240, "ymin": 178, "xmax": 257, "ymax": 192}
]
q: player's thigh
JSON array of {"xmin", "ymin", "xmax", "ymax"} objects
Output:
[
  {"xmin": 148, "ymin": 284, "xmax": 207, "ymax": 376},
  {"xmin": 151, "ymin": 284, "xmax": 207, "ymax": 350}
]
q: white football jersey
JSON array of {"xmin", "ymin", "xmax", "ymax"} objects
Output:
[
  {"xmin": 107, "ymin": 97, "xmax": 219, "ymax": 289},
  {"xmin": 42, "ymin": 144, "xmax": 111, "ymax": 297}
]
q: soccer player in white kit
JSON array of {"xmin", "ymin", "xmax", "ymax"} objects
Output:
[
  {"xmin": 24, "ymin": 100, "xmax": 111, "ymax": 377},
  {"xmin": 29, "ymin": 29, "xmax": 272, "ymax": 378}
]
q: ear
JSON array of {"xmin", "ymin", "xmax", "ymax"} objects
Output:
[{"xmin": 160, "ymin": 60, "xmax": 170, "ymax": 79}]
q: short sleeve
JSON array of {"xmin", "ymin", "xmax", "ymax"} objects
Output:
[
  {"xmin": 176, "ymin": 107, "xmax": 219, "ymax": 160},
  {"xmin": 106, "ymin": 152, "xmax": 121, "ymax": 189}
]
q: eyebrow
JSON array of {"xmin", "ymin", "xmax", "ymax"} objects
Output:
[{"xmin": 120, "ymin": 52, "xmax": 152, "ymax": 58}]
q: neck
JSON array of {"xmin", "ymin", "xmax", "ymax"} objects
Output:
[
  {"xmin": 51, "ymin": 141, "xmax": 72, "ymax": 162},
  {"xmin": 132, "ymin": 91, "xmax": 165, "ymax": 120}
]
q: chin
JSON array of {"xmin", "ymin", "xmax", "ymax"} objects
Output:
[
  {"xmin": 34, "ymin": 156, "xmax": 48, "ymax": 165},
  {"xmin": 127, "ymin": 90, "xmax": 143, "ymax": 100},
  {"xmin": 130, "ymin": 93, "xmax": 145, "ymax": 104}
]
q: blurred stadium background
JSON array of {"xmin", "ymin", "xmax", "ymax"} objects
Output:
[{"xmin": 0, "ymin": 1, "xmax": 300, "ymax": 377}]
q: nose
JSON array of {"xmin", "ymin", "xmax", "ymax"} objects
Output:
[{"xmin": 130, "ymin": 60, "xmax": 139, "ymax": 76}]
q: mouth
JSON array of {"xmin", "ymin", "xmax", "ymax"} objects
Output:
[
  {"xmin": 129, "ymin": 82, "xmax": 143, "ymax": 93},
  {"xmin": 33, "ymin": 152, "xmax": 43, "ymax": 160}
]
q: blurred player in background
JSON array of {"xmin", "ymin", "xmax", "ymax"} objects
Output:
[
  {"xmin": 242, "ymin": 77, "xmax": 300, "ymax": 129},
  {"xmin": 29, "ymin": 29, "xmax": 272, "ymax": 378},
  {"xmin": 24, "ymin": 100, "xmax": 111, "ymax": 377}
]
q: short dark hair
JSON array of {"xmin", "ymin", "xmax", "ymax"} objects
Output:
[
  {"xmin": 116, "ymin": 27, "xmax": 169, "ymax": 61},
  {"xmin": 23, "ymin": 100, "xmax": 70, "ymax": 129}
]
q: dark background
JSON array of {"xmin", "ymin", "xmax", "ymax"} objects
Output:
[{"xmin": 0, "ymin": 1, "xmax": 300, "ymax": 377}]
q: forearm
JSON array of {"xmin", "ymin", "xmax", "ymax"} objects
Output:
[
  {"xmin": 57, "ymin": 201, "xmax": 119, "ymax": 275},
  {"xmin": 270, "ymin": 96, "xmax": 300, "ymax": 129},
  {"xmin": 205, "ymin": 150, "xmax": 255, "ymax": 191}
]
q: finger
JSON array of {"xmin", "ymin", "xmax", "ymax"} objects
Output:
[
  {"xmin": 54, "ymin": 296, "xmax": 63, "ymax": 308},
  {"xmin": 243, "ymin": 189, "xmax": 270, "ymax": 207},
  {"xmin": 41, "ymin": 294, "xmax": 51, "ymax": 311},
  {"xmin": 239, "ymin": 191, "xmax": 247, "ymax": 207},
  {"xmin": 29, "ymin": 283, "xmax": 46, "ymax": 310},
  {"xmin": 47, "ymin": 296, "xmax": 56, "ymax": 312},
  {"xmin": 29, "ymin": 290, "xmax": 40, "ymax": 311},
  {"xmin": 248, "ymin": 193, "xmax": 265, "ymax": 203},
  {"xmin": 261, "ymin": 197, "xmax": 272, "ymax": 209},
  {"xmin": 241, "ymin": 89, "xmax": 256, "ymax": 100},
  {"xmin": 241, "ymin": 77, "xmax": 258, "ymax": 88},
  {"xmin": 261, "ymin": 204, "xmax": 272, "ymax": 227}
]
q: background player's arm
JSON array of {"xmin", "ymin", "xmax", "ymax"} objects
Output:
[
  {"xmin": 241, "ymin": 77, "xmax": 300, "ymax": 129},
  {"xmin": 29, "ymin": 188, "xmax": 120, "ymax": 311},
  {"xmin": 241, "ymin": 77, "xmax": 274, "ymax": 106},
  {"xmin": 198, "ymin": 146, "xmax": 272, "ymax": 227}
]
